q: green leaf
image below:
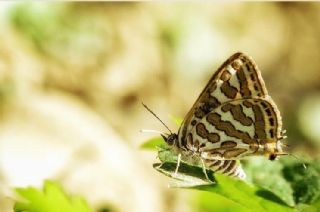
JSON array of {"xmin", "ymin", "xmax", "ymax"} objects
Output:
[
  {"xmin": 153, "ymin": 147, "xmax": 295, "ymax": 212},
  {"xmin": 282, "ymin": 159, "xmax": 320, "ymax": 205},
  {"xmin": 296, "ymin": 197, "xmax": 320, "ymax": 212},
  {"xmin": 140, "ymin": 136, "xmax": 165, "ymax": 150},
  {"xmin": 244, "ymin": 157, "xmax": 295, "ymax": 207},
  {"xmin": 193, "ymin": 174, "xmax": 294, "ymax": 212},
  {"xmin": 154, "ymin": 160, "xmax": 294, "ymax": 211},
  {"xmin": 153, "ymin": 162, "xmax": 215, "ymax": 185},
  {"xmin": 192, "ymin": 190, "xmax": 249, "ymax": 212},
  {"xmin": 154, "ymin": 145, "xmax": 215, "ymax": 185},
  {"xmin": 14, "ymin": 180, "xmax": 92, "ymax": 212}
]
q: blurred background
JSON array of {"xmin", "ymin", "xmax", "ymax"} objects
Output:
[{"xmin": 0, "ymin": 2, "xmax": 320, "ymax": 212}]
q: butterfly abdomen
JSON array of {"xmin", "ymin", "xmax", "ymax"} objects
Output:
[
  {"xmin": 204, "ymin": 159, "xmax": 246, "ymax": 179},
  {"xmin": 176, "ymin": 146, "xmax": 246, "ymax": 179}
]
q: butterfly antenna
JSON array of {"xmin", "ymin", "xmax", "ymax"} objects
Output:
[
  {"xmin": 140, "ymin": 129, "xmax": 165, "ymax": 135},
  {"xmin": 142, "ymin": 102, "xmax": 173, "ymax": 134},
  {"xmin": 289, "ymin": 154, "xmax": 307, "ymax": 169}
]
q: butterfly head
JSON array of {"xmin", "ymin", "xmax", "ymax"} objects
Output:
[
  {"xmin": 142, "ymin": 103, "xmax": 177, "ymax": 146},
  {"xmin": 161, "ymin": 133, "xmax": 178, "ymax": 146}
]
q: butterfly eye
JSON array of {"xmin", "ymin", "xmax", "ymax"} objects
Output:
[{"xmin": 165, "ymin": 134, "xmax": 177, "ymax": 146}]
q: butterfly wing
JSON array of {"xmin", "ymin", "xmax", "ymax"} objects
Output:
[
  {"xmin": 178, "ymin": 52, "xmax": 269, "ymax": 148},
  {"xmin": 187, "ymin": 97, "xmax": 282, "ymax": 160}
]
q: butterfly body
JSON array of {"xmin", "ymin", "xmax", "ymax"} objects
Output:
[
  {"xmin": 167, "ymin": 137, "xmax": 246, "ymax": 179},
  {"xmin": 161, "ymin": 52, "xmax": 286, "ymax": 179}
]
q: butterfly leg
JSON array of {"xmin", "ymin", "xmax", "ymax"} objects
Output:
[
  {"xmin": 174, "ymin": 153, "xmax": 182, "ymax": 175},
  {"xmin": 155, "ymin": 162, "xmax": 164, "ymax": 170},
  {"xmin": 200, "ymin": 158, "xmax": 210, "ymax": 181}
]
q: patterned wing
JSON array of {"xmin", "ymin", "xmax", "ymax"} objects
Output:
[
  {"xmin": 178, "ymin": 52, "xmax": 268, "ymax": 148},
  {"xmin": 187, "ymin": 97, "xmax": 282, "ymax": 160}
]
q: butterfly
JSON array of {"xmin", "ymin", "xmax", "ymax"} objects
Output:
[{"xmin": 145, "ymin": 52, "xmax": 287, "ymax": 180}]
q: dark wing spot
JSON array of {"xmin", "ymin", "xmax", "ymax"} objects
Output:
[
  {"xmin": 191, "ymin": 120, "xmax": 197, "ymax": 126},
  {"xmin": 221, "ymin": 81, "xmax": 238, "ymax": 99},
  {"xmin": 223, "ymin": 148, "xmax": 247, "ymax": 158},
  {"xmin": 269, "ymin": 118, "xmax": 274, "ymax": 126},
  {"xmin": 266, "ymin": 108, "xmax": 272, "ymax": 116},
  {"xmin": 243, "ymin": 100, "xmax": 253, "ymax": 108},
  {"xmin": 221, "ymin": 141, "xmax": 237, "ymax": 149},
  {"xmin": 221, "ymin": 103, "xmax": 233, "ymax": 112},
  {"xmin": 236, "ymin": 68, "xmax": 251, "ymax": 97},
  {"xmin": 196, "ymin": 123, "xmax": 208, "ymax": 138},
  {"xmin": 207, "ymin": 112, "xmax": 256, "ymax": 145},
  {"xmin": 208, "ymin": 151, "xmax": 222, "ymax": 158},
  {"xmin": 245, "ymin": 64, "xmax": 251, "ymax": 72},
  {"xmin": 269, "ymin": 129, "xmax": 274, "ymax": 138},
  {"xmin": 207, "ymin": 133, "xmax": 220, "ymax": 143},
  {"xmin": 261, "ymin": 101, "xmax": 269, "ymax": 109}
]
